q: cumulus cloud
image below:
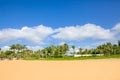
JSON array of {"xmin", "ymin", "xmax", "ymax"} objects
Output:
[
  {"xmin": 0, "ymin": 25, "xmax": 54, "ymax": 44},
  {"xmin": 0, "ymin": 23, "xmax": 119, "ymax": 45},
  {"xmin": 112, "ymin": 23, "xmax": 120, "ymax": 31},
  {"xmin": 26, "ymin": 46, "xmax": 43, "ymax": 51},
  {"xmin": 59, "ymin": 42, "xmax": 66, "ymax": 45},
  {"xmin": 1, "ymin": 46, "xmax": 10, "ymax": 51},
  {"xmin": 52, "ymin": 24, "xmax": 114, "ymax": 40},
  {"xmin": 112, "ymin": 23, "xmax": 120, "ymax": 40}
]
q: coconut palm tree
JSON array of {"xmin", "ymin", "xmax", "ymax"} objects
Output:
[
  {"xmin": 72, "ymin": 45, "xmax": 75, "ymax": 54},
  {"xmin": 112, "ymin": 44, "xmax": 117, "ymax": 55},
  {"xmin": 118, "ymin": 40, "xmax": 120, "ymax": 47},
  {"xmin": 63, "ymin": 43, "xmax": 69, "ymax": 51},
  {"xmin": 79, "ymin": 48, "xmax": 82, "ymax": 54},
  {"xmin": 10, "ymin": 44, "xmax": 27, "ymax": 59},
  {"xmin": 10, "ymin": 44, "xmax": 16, "ymax": 53},
  {"xmin": 0, "ymin": 48, "xmax": 1, "ymax": 54},
  {"xmin": 45, "ymin": 49, "xmax": 48, "ymax": 58},
  {"xmin": 5, "ymin": 50, "xmax": 14, "ymax": 60},
  {"xmin": 61, "ymin": 43, "xmax": 69, "ymax": 56},
  {"xmin": 50, "ymin": 45, "xmax": 56, "ymax": 57},
  {"xmin": 36, "ymin": 49, "xmax": 42, "ymax": 58}
]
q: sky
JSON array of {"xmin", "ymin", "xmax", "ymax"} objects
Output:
[{"xmin": 0, "ymin": 0, "xmax": 120, "ymax": 51}]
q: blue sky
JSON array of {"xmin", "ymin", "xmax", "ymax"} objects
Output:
[{"xmin": 0, "ymin": 0, "xmax": 120, "ymax": 50}]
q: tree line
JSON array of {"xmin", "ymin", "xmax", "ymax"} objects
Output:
[{"xmin": 0, "ymin": 40, "xmax": 120, "ymax": 60}]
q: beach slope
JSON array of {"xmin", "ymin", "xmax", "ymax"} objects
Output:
[{"xmin": 0, "ymin": 59, "xmax": 120, "ymax": 80}]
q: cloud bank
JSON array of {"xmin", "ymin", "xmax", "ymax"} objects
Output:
[
  {"xmin": 53, "ymin": 24, "xmax": 114, "ymax": 40},
  {"xmin": 0, "ymin": 23, "xmax": 120, "ymax": 44},
  {"xmin": 0, "ymin": 25, "xmax": 53, "ymax": 44}
]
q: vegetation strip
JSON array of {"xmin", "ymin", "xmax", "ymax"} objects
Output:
[{"xmin": 0, "ymin": 40, "xmax": 120, "ymax": 60}]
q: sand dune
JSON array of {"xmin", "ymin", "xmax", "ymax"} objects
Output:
[{"xmin": 0, "ymin": 59, "xmax": 120, "ymax": 80}]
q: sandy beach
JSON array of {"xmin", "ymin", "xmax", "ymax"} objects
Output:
[{"xmin": 0, "ymin": 59, "xmax": 120, "ymax": 80}]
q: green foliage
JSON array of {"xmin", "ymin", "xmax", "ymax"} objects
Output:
[
  {"xmin": 118, "ymin": 40, "xmax": 120, "ymax": 46},
  {"xmin": 30, "ymin": 53, "xmax": 39, "ymax": 59},
  {"xmin": 5, "ymin": 50, "xmax": 14, "ymax": 56},
  {"xmin": 23, "ymin": 54, "xmax": 120, "ymax": 60},
  {"xmin": 0, "ymin": 40, "xmax": 120, "ymax": 60}
]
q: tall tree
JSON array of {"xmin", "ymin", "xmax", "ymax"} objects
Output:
[
  {"xmin": 79, "ymin": 48, "xmax": 82, "ymax": 54},
  {"xmin": 10, "ymin": 44, "xmax": 27, "ymax": 53},
  {"xmin": 0, "ymin": 48, "xmax": 1, "ymax": 54},
  {"xmin": 72, "ymin": 45, "xmax": 75, "ymax": 54},
  {"xmin": 118, "ymin": 40, "xmax": 120, "ymax": 47},
  {"xmin": 10, "ymin": 44, "xmax": 16, "ymax": 52},
  {"xmin": 36, "ymin": 49, "xmax": 42, "ymax": 58},
  {"xmin": 62, "ymin": 43, "xmax": 69, "ymax": 56}
]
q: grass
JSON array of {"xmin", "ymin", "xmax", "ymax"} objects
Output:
[{"xmin": 22, "ymin": 54, "xmax": 120, "ymax": 60}]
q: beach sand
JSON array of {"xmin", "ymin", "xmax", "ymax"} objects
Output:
[{"xmin": 0, "ymin": 59, "xmax": 120, "ymax": 80}]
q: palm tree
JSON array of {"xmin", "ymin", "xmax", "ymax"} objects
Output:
[
  {"xmin": 15, "ymin": 44, "xmax": 24, "ymax": 52},
  {"xmin": 61, "ymin": 43, "xmax": 69, "ymax": 57},
  {"xmin": 22, "ymin": 49, "xmax": 32, "ymax": 58},
  {"xmin": 79, "ymin": 48, "xmax": 82, "ymax": 54},
  {"xmin": 10, "ymin": 44, "xmax": 27, "ymax": 59},
  {"xmin": 36, "ymin": 49, "xmax": 42, "ymax": 58},
  {"xmin": 113, "ymin": 44, "xmax": 117, "ymax": 55},
  {"xmin": 51, "ymin": 45, "xmax": 56, "ymax": 57},
  {"xmin": 107, "ymin": 42, "xmax": 112, "ymax": 55},
  {"xmin": 84, "ymin": 49, "xmax": 88, "ymax": 54},
  {"xmin": 72, "ymin": 45, "xmax": 75, "ymax": 54},
  {"xmin": 0, "ymin": 48, "xmax": 1, "ymax": 54},
  {"xmin": 45, "ymin": 49, "xmax": 48, "ymax": 58},
  {"xmin": 10, "ymin": 44, "xmax": 16, "ymax": 53},
  {"xmin": 10, "ymin": 44, "xmax": 24, "ymax": 53},
  {"xmin": 63, "ymin": 43, "xmax": 69, "ymax": 51},
  {"xmin": 118, "ymin": 40, "xmax": 120, "ymax": 47}
]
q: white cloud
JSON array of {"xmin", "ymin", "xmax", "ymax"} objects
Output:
[
  {"xmin": 59, "ymin": 42, "xmax": 66, "ymax": 45},
  {"xmin": 26, "ymin": 46, "xmax": 43, "ymax": 51},
  {"xmin": 1, "ymin": 46, "xmax": 10, "ymax": 51},
  {"xmin": 81, "ymin": 41, "xmax": 107, "ymax": 49},
  {"xmin": 0, "ymin": 23, "xmax": 119, "ymax": 46},
  {"xmin": 112, "ymin": 23, "xmax": 120, "ymax": 40},
  {"xmin": 0, "ymin": 25, "xmax": 54, "ymax": 44},
  {"xmin": 68, "ymin": 47, "xmax": 79, "ymax": 53},
  {"xmin": 52, "ymin": 24, "xmax": 114, "ymax": 40},
  {"xmin": 112, "ymin": 23, "xmax": 120, "ymax": 31}
]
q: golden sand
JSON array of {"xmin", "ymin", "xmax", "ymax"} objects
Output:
[{"xmin": 0, "ymin": 59, "xmax": 120, "ymax": 80}]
